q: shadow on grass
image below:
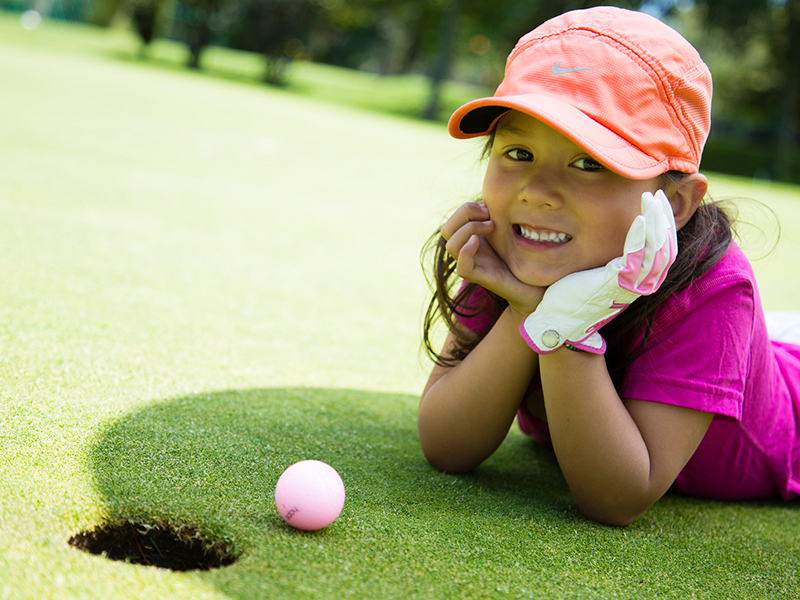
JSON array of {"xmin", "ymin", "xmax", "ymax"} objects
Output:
[
  {"xmin": 84, "ymin": 387, "xmax": 800, "ymax": 598},
  {"xmin": 85, "ymin": 388, "xmax": 571, "ymax": 558}
]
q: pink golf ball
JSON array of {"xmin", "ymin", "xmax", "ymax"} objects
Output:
[{"xmin": 274, "ymin": 460, "xmax": 345, "ymax": 531}]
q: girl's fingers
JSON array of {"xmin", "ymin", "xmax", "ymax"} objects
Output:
[
  {"xmin": 457, "ymin": 235, "xmax": 501, "ymax": 284},
  {"xmin": 454, "ymin": 235, "xmax": 479, "ymax": 277},
  {"xmin": 460, "ymin": 233, "xmax": 481, "ymax": 262},
  {"xmin": 455, "ymin": 236, "xmax": 541, "ymax": 314},
  {"xmin": 445, "ymin": 220, "xmax": 494, "ymax": 260},
  {"xmin": 440, "ymin": 202, "xmax": 490, "ymax": 242}
]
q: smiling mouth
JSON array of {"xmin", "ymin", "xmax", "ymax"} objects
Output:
[{"xmin": 514, "ymin": 225, "xmax": 572, "ymax": 243}]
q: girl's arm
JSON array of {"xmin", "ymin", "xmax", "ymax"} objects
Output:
[
  {"xmin": 539, "ymin": 348, "xmax": 713, "ymax": 526},
  {"xmin": 418, "ymin": 306, "xmax": 538, "ymax": 473},
  {"xmin": 419, "ymin": 202, "xmax": 545, "ymax": 473},
  {"xmin": 419, "ymin": 202, "xmax": 713, "ymax": 525},
  {"xmin": 421, "ymin": 331, "xmax": 713, "ymax": 524}
]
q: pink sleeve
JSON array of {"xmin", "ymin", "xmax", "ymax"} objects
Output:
[
  {"xmin": 619, "ymin": 273, "xmax": 755, "ymax": 421},
  {"xmin": 453, "ymin": 281, "xmax": 496, "ymax": 336}
]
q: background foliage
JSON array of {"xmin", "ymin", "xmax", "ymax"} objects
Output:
[{"xmin": 2, "ymin": 0, "xmax": 799, "ymax": 181}]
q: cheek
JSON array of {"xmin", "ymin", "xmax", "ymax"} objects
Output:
[
  {"xmin": 481, "ymin": 176, "xmax": 497, "ymax": 206},
  {"xmin": 588, "ymin": 208, "xmax": 640, "ymax": 263},
  {"xmin": 481, "ymin": 164, "xmax": 510, "ymax": 204},
  {"xmin": 610, "ymin": 221, "xmax": 635, "ymax": 256}
]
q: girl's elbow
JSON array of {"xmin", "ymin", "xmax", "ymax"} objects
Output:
[
  {"xmin": 418, "ymin": 429, "xmax": 481, "ymax": 473},
  {"xmin": 576, "ymin": 497, "xmax": 648, "ymax": 527},
  {"xmin": 581, "ymin": 507, "xmax": 642, "ymax": 528},
  {"xmin": 420, "ymin": 443, "xmax": 478, "ymax": 474},
  {"xmin": 417, "ymin": 417, "xmax": 481, "ymax": 474}
]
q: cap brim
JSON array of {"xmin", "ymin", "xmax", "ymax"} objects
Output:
[{"xmin": 448, "ymin": 94, "xmax": 670, "ymax": 180}]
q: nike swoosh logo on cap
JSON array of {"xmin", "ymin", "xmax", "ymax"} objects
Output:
[{"xmin": 551, "ymin": 61, "xmax": 597, "ymax": 74}]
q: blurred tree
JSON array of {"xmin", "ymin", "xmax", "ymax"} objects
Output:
[
  {"xmin": 88, "ymin": 0, "xmax": 122, "ymax": 26},
  {"xmin": 419, "ymin": 0, "xmax": 644, "ymax": 120},
  {"xmin": 420, "ymin": 0, "xmax": 460, "ymax": 120},
  {"xmin": 688, "ymin": 0, "xmax": 800, "ymax": 180},
  {"xmin": 309, "ymin": 0, "xmax": 418, "ymax": 71},
  {"xmin": 227, "ymin": 0, "xmax": 322, "ymax": 84},
  {"xmin": 172, "ymin": 0, "xmax": 233, "ymax": 69},
  {"xmin": 777, "ymin": 1, "xmax": 800, "ymax": 180},
  {"xmin": 113, "ymin": 0, "xmax": 798, "ymax": 179},
  {"xmin": 129, "ymin": 0, "xmax": 163, "ymax": 55}
]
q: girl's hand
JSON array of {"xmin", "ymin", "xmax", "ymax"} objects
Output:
[
  {"xmin": 441, "ymin": 202, "xmax": 544, "ymax": 316},
  {"xmin": 520, "ymin": 190, "xmax": 678, "ymax": 354}
]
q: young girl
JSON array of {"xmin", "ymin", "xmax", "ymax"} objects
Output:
[{"xmin": 418, "ymin": 6, "xmax": 800, "ymax": 526}]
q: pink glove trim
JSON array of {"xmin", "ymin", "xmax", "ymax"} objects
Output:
[
  {"xmin": 518, "ymin": 322, "xmax": 608, "ymax": 355},
  {"xmin": 566, "ymin": 338, "xmax": 606, "ymax": 354},
  {"xmin": 618, "ymin": 232, "xmax": 672, "ymax": 294},
  {"xmin": 618, "ymin": 246, "xmax": 645, "ymax": 293},
  {"xmin": 639, "ymin": 245, "xmax": 667, "ymax": 291}
]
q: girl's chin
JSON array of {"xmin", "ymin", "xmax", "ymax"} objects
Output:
[
  {"xmin": 500, "ymin": 252, "xmax": 576, "ymax": 288},
  {"xmin": 512, "ymin": 272, "xmax": 562, "ymax": 289}
]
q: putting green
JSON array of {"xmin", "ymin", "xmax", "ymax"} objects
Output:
[{"xmin": 2, "ymin": 12, "xmax": 800, "ymax": 599}]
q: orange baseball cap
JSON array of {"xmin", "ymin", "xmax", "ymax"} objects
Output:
[{"xmin": 448, "ymin": 7, "xmax": 712, "ymax": 180}]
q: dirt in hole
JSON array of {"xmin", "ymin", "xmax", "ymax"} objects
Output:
[{"xmin": 68, "ymin": 520, "xmax": 238, "ymax": 571}]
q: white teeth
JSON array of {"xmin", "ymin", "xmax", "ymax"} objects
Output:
[{"xmin": 518, "ymin": 226, "xmax": 570, "ymax": 243}]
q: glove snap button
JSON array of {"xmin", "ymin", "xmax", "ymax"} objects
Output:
[{"xmin": 542, "ymin": 330, "xmax": 560, "ymax": 349}]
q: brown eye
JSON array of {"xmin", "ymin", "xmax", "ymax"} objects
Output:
[
  {"xmin": 508, "ymin": 149, "xmax": 533, "ymax": 162},
  {"xmin": 574, "ymin": 157, "xmax": 605, "ymax": 171}
]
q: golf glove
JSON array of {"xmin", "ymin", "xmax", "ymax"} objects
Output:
[{"xmin": 520, "ymin": 190, "xmax": 678, "ymax": 354}]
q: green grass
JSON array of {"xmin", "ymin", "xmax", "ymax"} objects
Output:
[{"xmin": 2, "ymin": 11, "xmax": 800, "ymax": 599}]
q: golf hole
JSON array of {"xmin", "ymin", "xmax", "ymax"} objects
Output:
[{"xmin": 68, "ymin": 520, "xmax": 238, "ymax": 571}]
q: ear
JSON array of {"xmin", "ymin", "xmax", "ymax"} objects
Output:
[{"xmin": 665, "ymin": 173, "xmax": 708, "ymax": 230}]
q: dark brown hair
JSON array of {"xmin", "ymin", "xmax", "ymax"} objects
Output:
[{"xmin": 421, "ymin": 147, "xmax": 735, "ymax": 382}]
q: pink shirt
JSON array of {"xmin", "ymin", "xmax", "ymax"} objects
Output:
[{"xmin": 458, "ymin": 243, "xmax": 800, "ymax": 500}]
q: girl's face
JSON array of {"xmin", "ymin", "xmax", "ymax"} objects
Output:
[{"xmin": 482, "ymin": 111, "xmax": 664, "ymax": 288}]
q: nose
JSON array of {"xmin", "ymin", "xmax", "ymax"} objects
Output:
[{"xmin": 518, "ymin": 164, "xmax": 564, "ymax": 209}]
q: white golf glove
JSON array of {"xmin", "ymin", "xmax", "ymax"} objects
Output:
[{"xmin": 520, "ymin": 190, "xmax": 678, "ymax": 354}]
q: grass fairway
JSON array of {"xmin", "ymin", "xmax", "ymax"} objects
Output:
[{"xmin": 2, "ymin": 12, "xmax": 800, "ymax": 600}]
